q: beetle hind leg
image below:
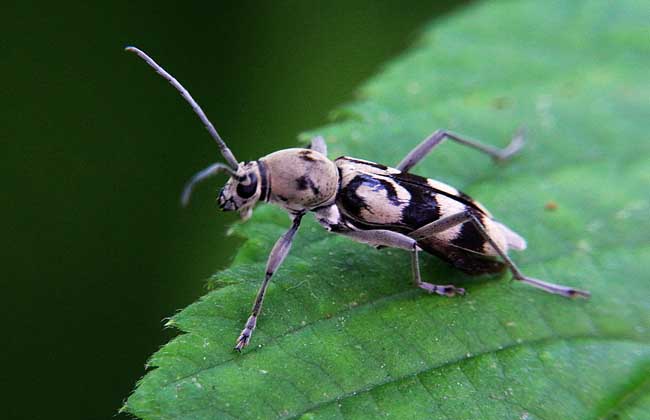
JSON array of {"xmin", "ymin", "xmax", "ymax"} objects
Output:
[
  {"xmin": 466, "ymin": 213, "xmax": 590, "ymax": 298},
  {"xmin": 407, "ymin": 210, "xmax": 589, "ymax": 297}
]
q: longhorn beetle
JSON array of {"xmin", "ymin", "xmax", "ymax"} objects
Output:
[{"xmin": 126, "ymin": 47, "xmax": 590, "ymax": 352}]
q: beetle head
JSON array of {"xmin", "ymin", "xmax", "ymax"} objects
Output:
[{"xmin": 218, "ymin": 161, "xmax": 262, "ymax": 221}]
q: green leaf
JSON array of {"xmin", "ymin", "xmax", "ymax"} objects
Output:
[{"xmin": 124, "ymin": 1, "xmax": 650, "ymax": 418}]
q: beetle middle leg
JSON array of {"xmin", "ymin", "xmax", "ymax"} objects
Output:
[
  {"xmin": 396, "ymin": 128, "xmax": 525, "ymax": 173},
  {"xmin": 234, "ymin": 212, "xmax": 305, "ymax": 351},
  {"xmin": 338, "ymin": 229, "xmax": 465, "ymax": 297}
]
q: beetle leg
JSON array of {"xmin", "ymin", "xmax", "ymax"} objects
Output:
[
  {"xmin": 411, "ymin": 247, "xmax": 465, "ymax": 296},
  {"xmin": 235, "ymin": 212, "xmax": 305, "ymax": 351},
  {"xmin": 466, "ymin": 213, "xmax": 590, "ymax": 298},
  {"xmin": 308, "ymin": 135, "xmax": 328, "ymax": 156},
  {"xmin": 408, "ymin": 211, "xmax": 472, "ymax": 241},
  {"xmin": 338, "ymin": 229, "xmax": 465, "ymax": 297},
  {"xmin": 396, "ymin": 127, "xmax": 525, "ymax": 173}
]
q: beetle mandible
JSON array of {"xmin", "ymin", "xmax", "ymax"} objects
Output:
[{"xmin": 126, "ymin": 47, "xmax": 590, "ymax": 351}]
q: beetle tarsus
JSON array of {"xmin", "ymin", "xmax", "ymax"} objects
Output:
[
  {"xmin": 515, "ymin": 275, "xmax": 591, "ymax": 299},
  {"xmin": 419, "ymin": 282, "xmax": 465, "ymax": 297},
  {"xmin": 493, "ymin": 126, "xmax": 526, "ymax": 163},
  {"xmin": 234, "ymin": 334, "xmax": 249, "ymax": 352},
  {"xmin": 234, "ymin": 315, "xmax": 257, "ymax": 352}
]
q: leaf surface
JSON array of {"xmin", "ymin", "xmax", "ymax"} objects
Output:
[{"xmin": 125, "ymin": 1, "xmax": 650, "ymax": 418}]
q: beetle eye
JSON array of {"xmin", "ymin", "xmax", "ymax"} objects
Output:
[{"xmin": 236, "ymin": 173, "xmax": 258, "ymax": 199}]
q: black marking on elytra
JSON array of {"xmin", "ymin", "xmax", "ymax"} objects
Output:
[
  {"xmin": 375, "ymin": 177, "xmax": 401, "ymax": 206},
  {"xmin": 456, "ymin": 189, "xmax": 475, "ymax": 203},
  {"xmin": 236, "ymin": 172, "xmax": 258, "ymax": 199},
  {"xmin": 338, "ymin": 175, "xmax": 372, "ymax": 218},
  {"xmin": 451, "ymin": 214, "xmax": 487, "ymax": 253},
  {"xmin": 339, "ymin": 173, "xmax": 405, "ymax": 220},
  {"xmin": 298, "ymin": 150, "xmax": 317, "ymax": 162},
  {"xmin": 392, "ymin": 170, "xmax": 486, "ymax": 215},
  {"xmin": 295, "ymin": 175, "xmax": 320, "ymax": 196},
  {"xmin": 397, "ymin": 178, "xmax": 441, "ymax": 229}
]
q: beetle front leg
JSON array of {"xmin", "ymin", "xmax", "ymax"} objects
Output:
[
  {"xmin": 235, "ymin": 212, "xmax": 305, "ymax": 352},
  {"xmin": 339, "ymin": 229, "xmax": 465, "ymax": 297},
  {"xmin": 396, "ymin": 128, "xmax": 525, "ymax": 173}
]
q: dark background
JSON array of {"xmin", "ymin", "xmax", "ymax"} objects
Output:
[{"xmin": 2, "ymin": 2, "xmax": 466, "ymax": 419}]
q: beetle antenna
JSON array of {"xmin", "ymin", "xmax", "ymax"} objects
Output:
[
  {"xmin": 181, "ymin": 162, "xmax": 238, "ymax": 207},
  {"xmin": 125, "ymin": 46, "xmax": 240, "ymax": 171}
]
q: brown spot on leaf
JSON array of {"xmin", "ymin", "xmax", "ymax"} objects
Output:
[
  {"xmin": 492, "ymin": 96, "xmax": 511, "ymax": 109},
  {"xmin": 545, "ymin": 201, "xmax": 558, "ymax": 211}
]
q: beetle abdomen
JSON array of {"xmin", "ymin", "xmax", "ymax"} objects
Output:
[{"xmin": 417, "ymin": 237, "xmax": 507, "ymax": 275}]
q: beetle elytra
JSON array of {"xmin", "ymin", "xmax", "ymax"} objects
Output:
[{"xmin": 126, "ymin": 47, "xmax": 590, "ymax": 352}]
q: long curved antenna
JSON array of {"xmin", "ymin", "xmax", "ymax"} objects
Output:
[
  {"xmin": 125, "ymin": 46, "xmax": 240, "ymax": 171},
  {"xmin": 181, "ymin": 162, "xmax": 238, "ymax": 206}
]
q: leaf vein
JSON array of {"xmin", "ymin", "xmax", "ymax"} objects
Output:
[{"xmin": 287, "ymin": 335, "xmax": 649, "ymax": 419}]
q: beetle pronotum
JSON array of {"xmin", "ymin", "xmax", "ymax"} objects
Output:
[{"xmin": 126, "ymin": 47, "xmax": 590, "ymax": 351}]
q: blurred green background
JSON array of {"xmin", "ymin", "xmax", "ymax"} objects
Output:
[{"xmin": 1, "ymin": 1, "xmax": 467, "ymax": 419}]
